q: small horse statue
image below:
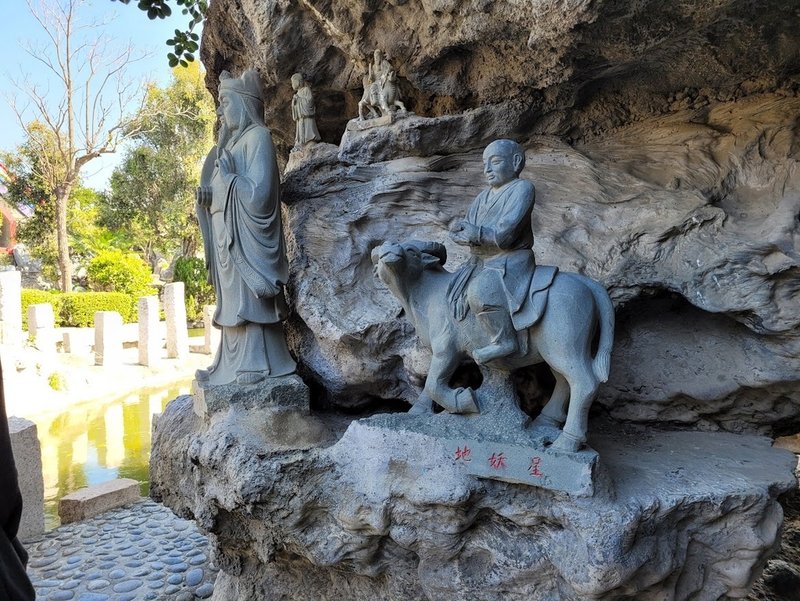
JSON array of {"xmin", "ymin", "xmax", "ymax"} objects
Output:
[{"xmin": 372, "ymin": 239, "xmax": 615, "ymax": 452}]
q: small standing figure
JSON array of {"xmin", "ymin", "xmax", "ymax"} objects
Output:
[
  {"xmin": 290, "ymin": 73, "xmax": 321, "ymax": 151},
  {"xmin": 195, "ymin": 69, "xmax": 297, "ymax": 387}
]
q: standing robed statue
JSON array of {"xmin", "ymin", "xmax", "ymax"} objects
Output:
[{"xmin": 196, "ymin": 69, "xmax": 297, "ymax": 387}]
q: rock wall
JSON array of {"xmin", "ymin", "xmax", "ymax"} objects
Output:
[
  {"xmin": 150, "ymin": 397, "xmax": 798, "ymax": 601},
  {"xmin": 199, "ymin": 1, "xmax": 800, "ymax": 436}
]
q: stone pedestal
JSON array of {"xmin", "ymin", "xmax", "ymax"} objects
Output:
[
  {"xmin": 151, "ymin": 395, "xmax": 797, "ymax": 601},
  {"xmin": 94, "ymin": 311, "xmax": 123, "ymax": 366},
  {"xmin": 164, "ymin": 282, "xmax": 189, "ymax": 360},
  {"xmin": 138, "ymin": 295, "xmax": 161, "ymax": 366},
  {"xmin": 8, "ymin": 417, "xmax": 44, "ymax": 541},
  {"xmin": 0, "ymin": 270, "xmax": 22, "ymax": 345}
]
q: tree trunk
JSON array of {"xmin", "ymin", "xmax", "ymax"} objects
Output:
[{"xmin": 55, "ymin": 183, "xmax": 72, "ymax": 292}]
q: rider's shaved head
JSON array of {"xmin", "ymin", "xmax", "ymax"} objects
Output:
[{"xmin": 484, "ymin": 139, "xmax": 525, "ymax": 175}]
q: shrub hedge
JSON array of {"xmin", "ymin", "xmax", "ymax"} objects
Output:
[
  {"xmin": 60, "ymin": 292, "xmax": 137, "ymax": 327},
  {"xmin": 21, "ymin": 289, "xmax": 63, "ymax": 330},
  {"xmin": 22, "ymin": 289, "xmax": 138, "ymax": 328}
]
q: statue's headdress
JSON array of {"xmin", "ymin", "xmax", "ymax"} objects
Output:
[{"xmin": 219, "ymin": 69, "xmax": 263, "ymax": 102}]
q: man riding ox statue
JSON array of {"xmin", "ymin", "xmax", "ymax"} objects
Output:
[
  {"xmin": 358, "ymin": 49, "xmax": 407, "ymax": 120},
  {"xmin": 372, "ymin": 140, "xmax": 615, "ymax": 452}
]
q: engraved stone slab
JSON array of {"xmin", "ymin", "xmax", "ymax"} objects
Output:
[
  {"xmin": 445, "ymin": 438, "xmax": 597, "ymax": 496},
  {"xmin": 359, "ymin": 412, "xmax": 599, "ymax": 496},
  {"xmin": 138, "ymin": 295, "xmax": 161, "ymax": 367}
]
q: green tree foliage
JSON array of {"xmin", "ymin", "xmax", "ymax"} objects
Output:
[
  {"xmin": 173, "ymin": 256, "xmax": 215, "ymax": 322},
  {"xmin": 112, "ymin": 0, "xmax": 207, "ymax": 67},
  {"xmin": 3, "ymin": 130, "xmax": 115, "ymax": 285},
  {"xmin": 87, "ymin": 249, "xmax": 155, "ymax": 298},
  {"xmin": 101, "ymin": 61, "xmax": 214, "ymax": 267},
  {"xmin": 10, "ymin": 0, "xmax": 151, "ymax": 291}
]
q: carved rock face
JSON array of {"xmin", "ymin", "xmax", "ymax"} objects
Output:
[
  {"xmin": 281, "ymin": 95, "xmax": 800, "ymax": 434},
  {"xmin": 201, "ymin": 0, "xmax": 800, "ymax": 435},
  {"xmin": 201, "ymin": 0, "xmax": 800, "ymax": 153}
]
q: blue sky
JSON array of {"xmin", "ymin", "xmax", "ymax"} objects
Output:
[{"xmin": 0, "ymin": 0, "xmax": 203, "ymax": 190}]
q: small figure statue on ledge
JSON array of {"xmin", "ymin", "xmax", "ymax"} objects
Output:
[
  {"xmin": 372, "ymin": 139, "xmax": 615, "ymax": 452},
  {"xmin": 358, "ymin": 49, "xmax": 407, "ymax": 120},
  {"xmin": 195, "ymin": 69, "xmax": 297, "ymax": 387},
  {"xmin": 290, "ymin": 73, "xmax": 321, "ymax": 151}
]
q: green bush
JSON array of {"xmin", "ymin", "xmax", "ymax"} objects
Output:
[
  {"xmin": 21, "ymin": 289, "xmax": 63, "ymax": 331},
  {"xmin": 173, "ymin": 256, "xmax": 215, "ymax": 322},
  {"xmin": 59, "ymin": 292, "xmax": 137, "ymax": 327},
  {"xmin": 87, "ymin": 249, "xmax": 154, "ymax": 297}
]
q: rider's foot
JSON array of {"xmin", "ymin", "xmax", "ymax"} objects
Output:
[{"xmin": 473, "ymin": 339, "xmax": 518, "ymax": 364}]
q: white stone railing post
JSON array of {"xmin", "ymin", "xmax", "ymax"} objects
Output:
[
  {"xmin": 203, "ymin": 304, "xmax": 220, "ymax": 356},
  {"xmin": 28, "ymin": 302, "xmax": 57, "ymax": 352},
  {"xmin": 8, "ymin": 417, "xmax": 44, "ymax": 541},
  {"xmin": 94, "ymin": 311, "xmax": 123, "ymax": 366},
  {"xmin": 0, "ymin": 270, "xmax": 22, "ymax": 345},
  {"xmin": 164, "ymin": 282, "xmax": 189, "ymax": 360},
  {"xmin": 138, "ymin": 296, "xmax": 161, "ymax": 367}
]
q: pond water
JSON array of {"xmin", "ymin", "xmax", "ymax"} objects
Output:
[{"xmin": 27, "ymin": 380, "xmax": 193, "ymax": 529}]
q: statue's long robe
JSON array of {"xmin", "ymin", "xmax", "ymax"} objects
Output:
[
  {"xmin": 292, "ymin": 86, "xmax": 321, "ymax": 146},
  {"xmin": 197, "ymin": 124, "xmax": 296, "ymax": 381}
]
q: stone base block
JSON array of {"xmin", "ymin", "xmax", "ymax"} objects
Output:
[
  {"xmin": 58, "ymin": 478, "xmax": 141, "ymax": 524},
  {"xmin": 151, "ymin": 394, "xmax": 798, "ymax": 601},
  {"xmin": 8, "ymin": 417, "xmax": 44, "ymax": 541},
  {"xmin": 192, "ymin": 374, "xmax": 309, "ymax": 418}
]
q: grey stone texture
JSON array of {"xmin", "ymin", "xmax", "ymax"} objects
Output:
[
  {"xmin": 0, "ymin": 269, "xmax": 22, "ymax": 345},
  {"xmin": 8, "ymin": 416, "xmax": 44, "ymax": 541},
  {"xmin": 27, "ymin": 500, "xmax": 218, "ymax": 600},
  {"xmin": 163, "ymin": 282, "xmax": 189, "ymax": 360},
  {"xmin": 94, "ymin": 311, "xmax": 123, "ymax": 366},
  {"xmin": 138, "ymin": 295, "xmax": 161, "ymax": 367},
  {"xmin": 151, "ymin": 395, "xmax": 797, "ymax": 601},
  {"xmin": 58, "ymin": 478, "xmax": 141, "ymax": 524}
]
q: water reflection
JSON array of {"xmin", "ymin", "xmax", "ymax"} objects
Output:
[{"xmin": 30, "ymin": 380, "xmax": 192, "ymax": 529}]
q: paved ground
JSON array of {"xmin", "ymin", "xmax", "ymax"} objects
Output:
[{"xmin": 26, "ymin": 500, "xmax": 217, "ymax": 601}]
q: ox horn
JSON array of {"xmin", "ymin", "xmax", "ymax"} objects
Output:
[{"xmin": 406, "ymin": 240, "xmax": 447, "ymax": 265}]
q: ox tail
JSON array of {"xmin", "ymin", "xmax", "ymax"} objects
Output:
[{"xmin": 582, "ymin": 276, "xmax": 615, "ymax": 383}]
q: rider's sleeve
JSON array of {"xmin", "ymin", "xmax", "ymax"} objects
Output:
[{"xmin": 477, "ymin": 181, "xmax": 535, "ymax": 249}]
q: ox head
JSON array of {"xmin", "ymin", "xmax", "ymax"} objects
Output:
[{"xmin": 372, "ymin": 240, "xmax": 447, "ymax": 291}]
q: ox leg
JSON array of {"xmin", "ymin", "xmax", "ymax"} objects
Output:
[
  {"xmin": 424, "ymin": 352, "xmax": 479, "ymax": 414},
  {"xmin": 533, "ymin": 370, "xmax": 569, "ymax": 431},
  {"xmin": 409, "ymin": 390, "xmax": 433, "ymax": 415},
  {"xmin": 551, "ymin": 366, "xmax": 597, "ymax": 453}
]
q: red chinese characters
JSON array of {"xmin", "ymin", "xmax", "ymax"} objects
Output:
[
  {"xmin": 454, "ymin": 446, "xmax": 472, "ymax": 462},
  {"xmin": 488, "ymin": 452, "xmax": 507, "ymax": 470},
  {"xmin": 528, "ymin": 456, "xmax": 543, "ymax": 477}
]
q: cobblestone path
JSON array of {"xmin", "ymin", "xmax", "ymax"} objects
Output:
[{"xmin": 26, "ymin": 499, "xmax": 217, "ymax": 600}]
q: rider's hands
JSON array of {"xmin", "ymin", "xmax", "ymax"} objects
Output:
[{"xmin": 449, "ymin": 220, "xmax": 480, "ymax": 245}]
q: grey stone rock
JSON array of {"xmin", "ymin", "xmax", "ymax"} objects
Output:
[
  {"xmin": 195, "ymin": 582, "xmax": 214, "ymax": 598},
  {"xmin": 151, "ymin": 396, "xmax": 796, "ymax": 600},
  {"xmin": 185, "ymin": 567, "xmax": 204, "ymax": 586}
]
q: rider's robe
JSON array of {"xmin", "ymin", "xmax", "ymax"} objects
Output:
[{"xmin": 450, "ymin": 177, "xmax": 538, "ymax": 330}]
